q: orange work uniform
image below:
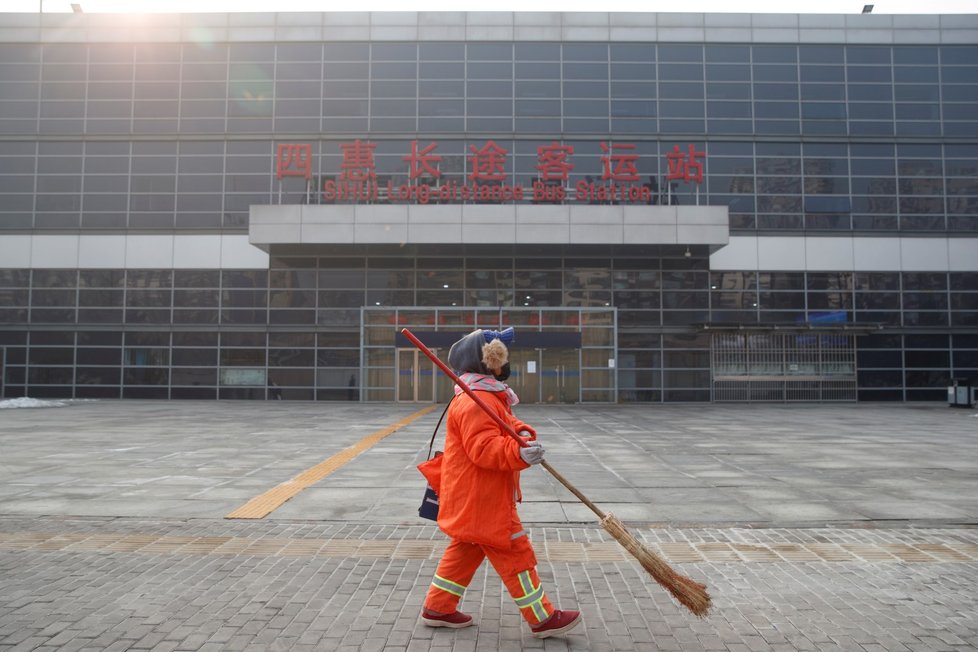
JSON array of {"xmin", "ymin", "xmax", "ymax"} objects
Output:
[{"xmin": 423, "ymin": 385, "xmax": 555, "ymax": 625}]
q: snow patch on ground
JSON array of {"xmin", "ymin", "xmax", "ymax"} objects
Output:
[{"xmin": 0, "ymin": 397, "xmax": 91, "ymax": 409}]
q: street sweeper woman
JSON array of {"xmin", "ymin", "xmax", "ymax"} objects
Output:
[{"xmin": 419, "ymin": 327, "xmax": 583, "ymax": 639}]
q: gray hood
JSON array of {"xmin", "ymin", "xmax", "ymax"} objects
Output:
[{"xmin": 447, "ymin": 330, "xmax": 487, "ymax": 375}]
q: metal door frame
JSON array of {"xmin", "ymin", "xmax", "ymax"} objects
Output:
[{"xmin": 396, "ymin": 347, "xmax": 436, "ymax": 402}]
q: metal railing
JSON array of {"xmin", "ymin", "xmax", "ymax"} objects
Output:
[{"xmin": 711, "ymin": 331, "xmax": 857, "ymax": 402}]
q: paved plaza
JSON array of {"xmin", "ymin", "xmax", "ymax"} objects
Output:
[{"xmin": 1, "ymin": 399, "xmax": 977, "ymax": 651}]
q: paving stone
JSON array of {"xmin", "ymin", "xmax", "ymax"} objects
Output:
[{"xmin": 1, "ymin": 403, "xmax": 977, "ymax": 650}]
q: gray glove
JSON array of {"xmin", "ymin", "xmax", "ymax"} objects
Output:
[{"xmin": 519, "ymin": 440, "xmax": 545, "ymax": 466}]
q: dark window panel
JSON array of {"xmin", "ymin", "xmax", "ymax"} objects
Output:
[
  {"xmin": 848, "ymin": 46, "xmax": 891, "ymax": 64},
  {"xmin": 753, "ymin": 65, "xmax": 798, "ymax": 82},
  {"xmin": 853, "ymin": 273, "xmax": 900, "ymax": 292},
  {"xmin": 807, "ymin": 273, "xmax": 853, "ymax": 291},
  {"xmin": 420, "ymin": 80, "xmax": 464, "ymax": 99},
  {"xmin": 123, "ymin": 368, "xmax": 169, "ymax": 386},
  {"xmin": 800, "ymin": 65, "xmax": 844, "ymax": 82},
  {"xmin": 903, "ymin": 311, "xmax": 949, "ymax": 327},
  {"xmin": 753, "ymin": 83, "xmax": 798, "ymax": 101},
  {"xmin": 274, "ymin": 43, "xmax": 321, "ymax": 62},
  {"xmin": 846, "ymin": 66, "xmax": 892, "ymax": 88},
  {"xmin": 221, "ymin": 333, "xmax": 265, "ymax": 348},
  {"xmin": 324, "ymin": 62, "xmax": 369, "ymax": 80},
  {"xmin": 371, "ymin": 61, "xmax": 416, "ymax": 79},
  {"xmin": 322, "ymin": 80, "xmax": 368, "ymax": 100},
  {"xmin": 29, "ymin": 332, "xmax": 73, "ymax": 346},
  {"xmin": 516, "ymin": 43, "xmax": 561, "ymax": 61},
  {"xmin": 28, "ymin": 367, "xmax": 74, "ymax": 384},
  {"xmin": 463, "ymin": 43, "xmax": 511, "ymax": 61},
  {"xmin": 76, "ymin": 367, "xmax": 122, "ymax": 385},
  {"xmin": 951, "ymin": 293, "xmax": 978, "ymax": 310},
  {"xmin": 269, "ymin": 309, "xmax": 315, "ymax": 324},
  {"xmin": 182, "ymin": 42, "xmax": 228, "ymax": 63},
  {"xmin": 170, "ymin": 369, "xmax": 217, "ymax": 387},
  {"xmin": 849, "ymin": 85, "xmax": 893, "ymax": 102},
  {"xmin": 706, "ymin": 83, "xmax": 750, "ymax": 100},
  {"xmin": 849, "ymin": 103, "xmax": 894, "ymax": 120},
  {"xmin": 659, "ymin": 101, "xmax": 704, "ymax": 119},
  {"xmin": 894, "ymin": 84, "xmax": 940, "ymax": 102},
  {"xmin": 29, "ymin": 348, "xmax": 74, "ymax": 365},
  {"xmin": 943, "ymin": 86, "xmax": 978, "ymax": 102},
  {"xmin": 563, "ymin": 80, "xmax": 610, "ymax": 98},
  {"xmin": 31, "ymin": 289, "xmax": 75, "ymax": 307},
  {"xmin": 707, "ymin": 101, "xmax": 751, "ymax": 118},
  {"xmin": 905, "ymin": 351, "xmax": 950, "ymax": 368},
  {"xmin": 31, "ymin": 270, "xmax": 77, "ymax": 288},
  {"xmin": 77, "ymin": 348, "xmax": 122, "ymax": 365},
  {"xmin": 758, "ymin": 292, "xmax": 804, "ymax": 310},
  {"xmin": 903, "ymin": 292, "xmax": 949, "ymax": 310},
  {"xmin": 324, "ymin": 43, "xmax": 369, "ymax": 61},
  {"xmin": 328, "ymin": 101, "xmax": 374, "ymax": 120},
  {"xmin": 609, "ymin": 63, "xmax": 653, "ymax": 82},
  {"xmin": 756, "ymin": 214, "xmax": 803, "ymax": 228},
  {"xmin": 29, "ymin": 307, "xmax": 75, "ymax": 322},
  {"xmin": 172, "ymin": 289, "xmax": 219, "ymax": 307}
]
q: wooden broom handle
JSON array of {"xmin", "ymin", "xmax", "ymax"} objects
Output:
[
  {"xmin": 401, "ymin": 328, "xmax": 607, "ymax": 520},
  {"xmin": 539, "ymin": 460, "xmax": 606, "ymax": 519}
]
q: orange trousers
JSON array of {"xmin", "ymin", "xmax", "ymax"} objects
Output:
[{"xmin": 424, "ymin": 532, "xmax": 555, "ymax": 625}]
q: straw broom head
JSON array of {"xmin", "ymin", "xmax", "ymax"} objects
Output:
[{"xmin": 601, "ymin": 513, "xmax": 712, "ymax": 617}]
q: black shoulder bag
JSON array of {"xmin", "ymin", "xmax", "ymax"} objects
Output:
[{"xmin": 417, "ymin": 397, "xmax": 454, "ymax": 521}]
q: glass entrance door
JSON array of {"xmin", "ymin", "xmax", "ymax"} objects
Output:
[
  {"xmin": 507, "ymin": 347, "xmax": 580, "ymax": 404},
  {"xmin": 542, "ymin": 347, "xmax": 579, "ymax": 403},
  {"xmin": 508, "ymin": 348, "xmax": 540, "ymax": 404},
  {"xmin": 397, "ymin": 348, "xmax": 435, "ymax": 402}
]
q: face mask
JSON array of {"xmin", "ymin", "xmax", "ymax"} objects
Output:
[{"xmin": 493, "ymin": 362, "xmax": 511, "ymax": 382}]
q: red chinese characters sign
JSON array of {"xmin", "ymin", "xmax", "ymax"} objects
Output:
[
  {"xmin": 275, "ymin": 141, "xmax": 706, "ymax": 205},
  {"xmin": 665, "ymin": 144, "xmax": 705, "ymax": 184},
  {"xmin": 275, "ymin": 143, "xmax": 312, "ymax": 179}
]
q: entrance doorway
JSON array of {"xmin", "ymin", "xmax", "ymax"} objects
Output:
[
  {"xmin": 396, "ymin": 347, "xmax": 437, "ymax": 402},
  {"xmin": 508, "ymin": 347, "xmax": 580, "ymax": 404},
  {"xmin": 397, "ymin": 345, "xmax": 581, "ymax": 404},
  {"xmin": 366, "ymin": 307, "xmax": 615, "ymax": 404}
]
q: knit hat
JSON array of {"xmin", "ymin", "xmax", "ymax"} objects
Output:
[{"xmin": 448, "ymin": 328, "xmax": 515, "ymax": 375}]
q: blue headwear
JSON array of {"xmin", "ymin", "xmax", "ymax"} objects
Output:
[{"xmin": 482, "ymin": 327, "xmax": 514, "ymax": 347}]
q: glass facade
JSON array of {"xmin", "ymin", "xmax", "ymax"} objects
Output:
[
  {"xmin": 1, "ymin": 13, "xmax": 976, "ymax": 402},
  {"xmin": 2, "ymin": 41, "xmax": 977, "ymax": 231},
  {"xmin": 2, "ymin": 259, "xmax": 976, "ymax": 401}
]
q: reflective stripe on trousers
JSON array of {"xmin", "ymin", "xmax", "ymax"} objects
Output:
[
  {"xmin": 513, "ymin": 570, "xmax": 548, "ymax": 622},
  {"xmin": 423, "ymin": 521, "xmax": 554, "ymax": 625},
  {"xmin": 430, "ymin": 574, "xmax": 466, "ymax": 598}
]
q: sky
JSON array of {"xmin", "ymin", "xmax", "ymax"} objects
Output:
[{"xmin": 5, "ymin": 0, "xmax": 978, "ymax": 13}]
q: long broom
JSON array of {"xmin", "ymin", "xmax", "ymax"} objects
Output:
[{"xmin": 401, "ymin": 328, "xmax": 712, "ymax": 617}]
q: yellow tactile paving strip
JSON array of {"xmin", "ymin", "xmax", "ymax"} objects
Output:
[
  {"xmin": 2, "ymin": 532, "xmax": 977, "ymax": 564},
  {"xmin": 224, "ymin": 405, "xmax": 437, "ymax": 520}
]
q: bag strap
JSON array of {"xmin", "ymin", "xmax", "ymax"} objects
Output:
[{"xmin": 427, "ymin": 395, "xmax": 455, "ymax": 460}]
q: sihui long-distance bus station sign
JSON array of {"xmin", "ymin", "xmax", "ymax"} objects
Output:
[{"xmin": 276, "ymin": 140, "xmax": 705, "ymax": 205}]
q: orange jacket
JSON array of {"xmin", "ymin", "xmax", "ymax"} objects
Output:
[{"xmin": 436, "ymin": 390, "xmax": 536, "ymax": 549}]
